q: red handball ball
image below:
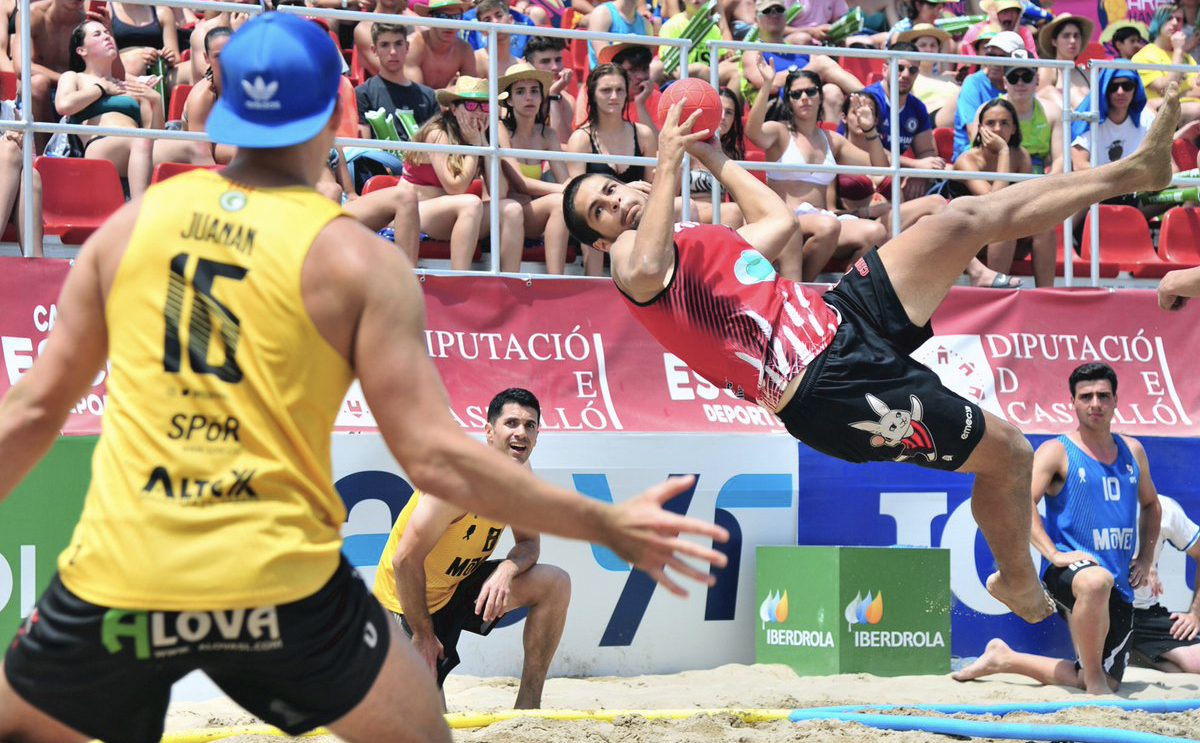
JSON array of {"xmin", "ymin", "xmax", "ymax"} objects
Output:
[{"xmin": 658, "ymin": 78, "xmax": 723, "ymax": 138}]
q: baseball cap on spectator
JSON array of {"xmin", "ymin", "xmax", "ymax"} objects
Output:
[
  {"xmin": 206, "ymin": 12, "xmax": 343, "ymax": 148},
  {"xmin": 1008, "ymin": 47, "xmax": 1034, "ymax": 73},
  {"xmin": 985, "ymin": 30, "xmax": 1026, "ymax": 54},
  {"xmin": 755, "ymin": 0, "xmax": 785, "ymax": 9}
]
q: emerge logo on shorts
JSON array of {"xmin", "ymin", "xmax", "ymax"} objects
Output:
[
  {"xmin": 101, "ymin": 606, "xmax": 283, "ymax": 660},
  {"xmin": 849, "ymin": 393, "xmax": 938, "ymax": 463}
]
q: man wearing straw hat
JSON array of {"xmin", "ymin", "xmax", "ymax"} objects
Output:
[
  {"xmin": 0, "ymin": 13, "xmax": 730, "ymax": 743},
  {"xmin": 408, "ymin": 0, "xmax": 478, "ymax": 90},
  {"xmin": 561, "ymin": 74, "xmax": 1184, "ymax": 626}
]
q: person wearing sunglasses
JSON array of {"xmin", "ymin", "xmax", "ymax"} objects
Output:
[
  {"xmin": 408, "ymin": 0, "xmax": 478, "ymax": 90},
  {"xmin": 1070, "ymin": 69, "xmax": 1154, "ymax": 172},
  {"xmin": 1002, "ymin": 59, "xmax": 1062, "ymax": 175},
  {"xmin": 402, "ymin": 76, "xmax": 527, "ymax": 270}
]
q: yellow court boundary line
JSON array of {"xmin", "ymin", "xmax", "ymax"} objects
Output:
[{"xmin": 158, "ymin": 709, "xmax": 793, "ymax": 741}]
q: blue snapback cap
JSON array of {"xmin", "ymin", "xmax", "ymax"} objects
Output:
[{"xmin": 207, "ymin": 12, "xmax": 343, "ymax": 148}]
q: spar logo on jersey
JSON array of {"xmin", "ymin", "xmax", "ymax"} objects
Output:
[
  {"xmin": 849, "ymin": 393, "xmax": 938, "ymax": 463},
  {"xmin": 844, "ymin": 590, "xmax": 884, "ymax": 626},
  {"xmin": 759, "ymin": 588, "xmax": 789, "ymax": 625}
]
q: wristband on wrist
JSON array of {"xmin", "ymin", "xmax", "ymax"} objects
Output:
[
  {"xmin": 547, "ymin": 93, "xmax": 562, "ymax": 101},
  {"xmin": 95, "ymin": 83, "xmax": 106, "ymax": 98}
]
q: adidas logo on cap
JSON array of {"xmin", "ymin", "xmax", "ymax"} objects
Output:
[{"xmin": 242, "ymin": 76, "xmax": 282, "ymax": 111}]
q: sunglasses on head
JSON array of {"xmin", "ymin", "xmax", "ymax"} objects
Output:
[
  {"xmin": 759, "ymin": 5, "xmax": 786, "ymax": 13},
  {"xmin": 788, "ymin": 86, "xmax": 820, "ymax": 99},
  {"xmin": 1107, "ymin": 78, "xmax": 1136, "ymax": 93},
  {"xmin": 459, "ymin": 100, "xmax": 489, "ymax": 111},
  {"xmin": 1005, "ymin": 69, "xmax": 1034, "ymax": 84},
  {"xmin": 432, "ymin": 11, "xmax": 461, "ymax": 19}
]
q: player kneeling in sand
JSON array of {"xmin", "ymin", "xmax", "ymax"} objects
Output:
[
  {"xmin": 374, "ymin": 388, "xmax": 569, "ymax": 709},
  {"xmin": 560, "ymin": 86, "xmax": 1184, "ymax": 624}
]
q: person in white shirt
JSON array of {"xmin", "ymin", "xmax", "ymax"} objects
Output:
[{"xmin": 1132, "ymin": 495, "xmax": 1200, "ymax": 673}]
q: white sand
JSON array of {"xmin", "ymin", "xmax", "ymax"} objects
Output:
[{"xmin": 165, "ymin": 663, "xmax": 1200, "ymax": 742}]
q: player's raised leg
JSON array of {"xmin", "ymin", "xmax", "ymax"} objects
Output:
[{"xmin": 881, "ymin": 83, "xmax": 1181, "ymax": 327}]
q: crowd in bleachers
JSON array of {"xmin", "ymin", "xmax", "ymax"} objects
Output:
[{"xmin": 3, "ymin": 0, "xmax": 1200, "ymax": 279}]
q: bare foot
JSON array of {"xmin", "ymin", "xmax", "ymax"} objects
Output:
[
  {"xmin": 951, "ymin": 637, "xmax": 1011, "ymax": 681},
  {"xmin": 1126, "ymin": 81, "xmax": 1181, "ymax": 193},
  {"xmin": 986, "ymin": 571, "xmax": 1055, "ymax": 623}
]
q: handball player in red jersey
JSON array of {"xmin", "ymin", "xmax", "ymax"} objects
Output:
[{"xmin": 562, "ymin": 89, "xmax": 1185, "ymax": 624}]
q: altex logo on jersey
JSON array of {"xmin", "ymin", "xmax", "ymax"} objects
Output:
[{"xmin": 101, "ymin": 607, "xmax": 283, "ymax": 660}]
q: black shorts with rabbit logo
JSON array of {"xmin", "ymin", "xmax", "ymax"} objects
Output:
[{"xmin": 776, "ymin": 249, "xmax": 987, "ymax": 471}]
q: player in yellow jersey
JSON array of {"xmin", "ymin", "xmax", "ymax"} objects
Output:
[
  {"xmin": 374, "ymin": 388, "xmax": 569, "ymax": 709},
  {"xmin": 0, "ymin": 13, "xmax": 729, "ymax": 743}
]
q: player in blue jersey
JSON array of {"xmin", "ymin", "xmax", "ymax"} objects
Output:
[{"xmin": 953, "ymin": 362, "xmax": 1161, "ymax": 694}]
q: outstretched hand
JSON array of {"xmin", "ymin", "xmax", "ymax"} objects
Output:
[{"xmin": 603, "ymin": 475, "xmax": 730, "ymax": 597}]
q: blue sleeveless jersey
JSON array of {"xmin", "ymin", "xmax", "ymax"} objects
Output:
[{"xmin": 1044, "ymin": 434, "xmax": 1141, "ymax": 600}]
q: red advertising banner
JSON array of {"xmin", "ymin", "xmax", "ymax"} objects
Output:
[{"xmin": 2, "ymin": 258, "xmax": 1197, "ymax": 436}]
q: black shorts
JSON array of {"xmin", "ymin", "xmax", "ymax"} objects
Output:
[
  {"xmin": 396, "ymin": 560, "xmax": 502, "ymax": 687},
  {"xmin": 1043, "ymin": 560, "xmax": 1134, "ymax": 682},
  {"xmin": 4, "ymin": 556, "xmax": 389, "ymax": 743},
  {"xmin": 1132, "ymin": 604, "xmax": 1200, "ymax": 662},
  {"xmin": 777, "ymin": 250, "xmax": 986, "ymax": 471}
]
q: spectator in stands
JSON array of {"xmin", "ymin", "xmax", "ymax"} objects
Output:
[
  {"xmin": 1133, "ymin": 4, "xmax": 1200, "ymax": 122},
  {"xmin": 651, "ymin": 0, "xmax": 738, "ymax": 89},
  {"xmin": 474, "ymin": 0, "xmax": 521, "ymax": 77},
  {"xmin": 746, "ymin": 66, "xmax": 886, "ymax": 279},
  {"xmin": 356, "ymin": 23, "xmax": 438, "ymax": 138},
  {"xmin": 953, "ymin": 98, "xmax": 1053, "ymax": 286},
  {"xmin": 1102, "ymin": 20, "xmax": 1148, "ymax": 60},
  {"xmin": 515, "ymin": 0, "xmax": 565, "ymax": 27},
  {"xmin": 739, "ymin": 0, "xmax": 862, "ymax": 120},
  {"xmin": 56, "ymin": 20, "xmax": 161, "ymax": 199},
  {"xmin": 403, "ymin": 76, "xmax": 525, "ymax": 270},
  {"xmin": 573, "ymin": 43, "xmax": 659, "ymax": 129},
  {"xmin": 16, "ymin": 0, "xmax": 121, "ymax": 150},
  {"xmin": 498, "ymin": 62, "xmax": 572, "ymax": 273},
  {"xmin": 407, "ymin": 0, "xmax": 477, "ymax": 90},
  {"xmin": 152, "ymin": 24, "xmax": 233, "ymax": 167},
  {"xmin": 1003, "ymin": 52, "xmax": 1062, "ymax": 174},
  {"xmin": 566, "ymin": 62, "xmax": 657, "ymax": 274},
  {"xmin": 352, "ymin": 0, "xmax": 413, "ymax": 80},
  {"xmin": 108, "ymin": 2, "xmax": 183, "ymax": 86},
  {"xmin": 954, "ymin": 32, "xmax": 1023, "ymax": 161},
  {"xmin": 1071, "ymin": 69, "xmax": 1153, "ymax": 172},
  {"xmin": 186, "ymin": 3, "xmax": 250, "ymax": 85},
  {"xmin": 588, "ymin": 0, "xmax": 647, "ymax": 69},
  {"xmin": 0, "ymin": 127, "xmax": 43, "ymax": 257},
  {"xmin": 1036, "ymin": 12, "xmax": 1094, "ymax": 112},
  {"xmin": 343, "ymin": 178, "xmax": 422, "ymax": 264},
  {"xmin": 898, "ymin": 23, "xmax": 958, "ymax": 127},
  {"xmin": 524, "ymin": 36, "xmax": 574, "ymax": 143},
  {"xmin": 885, "ymin": 0, "xmax": 953, "ymax": 47},
  {"xmin": 785, "ymin": 0, "xmax": 872, "ymax": 46},
  {"xmin": 843, "ymin": 41, "xmax": 946, "ymax": 200},
  {"xmin": 960, "ymin": 0, "xmax": 1037, "ymax": 57},
  {"xmin": 0, "ymin": 0, "xmax": 18, "ymax": 74}
]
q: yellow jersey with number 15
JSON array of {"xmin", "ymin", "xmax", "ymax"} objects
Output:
[{"xmin": 58, "ymin": 169, "xmax": 352, "ymax": 611}]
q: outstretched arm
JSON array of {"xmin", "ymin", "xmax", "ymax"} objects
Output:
[
  {"xmin": 1158, "ymin": 266, "xmax": 1200, "ymax": 310},
  {"xmin": 687, "ymin": 136, "xmax": 797, "ymax": 262}
]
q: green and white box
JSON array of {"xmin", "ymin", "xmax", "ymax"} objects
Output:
[{"xmin": 755, "ymin": 545, "xmax": 950, "ymax": 676}]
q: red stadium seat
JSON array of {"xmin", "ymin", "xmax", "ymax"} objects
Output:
[
  {"xmin": 34, "ymin": 156, "xmax": 125, "ymax": 244},
  {"xmin": 818, "ymin": 120, "xmax": 838, "ymax": 131},
  {"xmin": 1172, "ymin": 137, "xmax": 1198, "ymax": 171},
  {"xmin": 744, "ymin": 148, "xmax": 767, "ymax": 184},
  {"xmin": 1158, "ymin": 207, "xmax": 1200, "ymax": 265},
  {"xmin": 168, "ymin": 83, "xmax": 192, "ymax": 121},
  {"xmin": 1077, "ymin": 41, "xmax": 1110, "ymax": 65},
  {"xmin": 150, "ymin": 161, "xmax": 221, "ymax": 184},
  {"xmin": 362, "ymin": 175, "xmax": 400, "ymax": 193},
  {"xmin": 1077, "ymin": 205, "xmax": 1176, "ymax": 277},
  {"xmin": 350, "ymin": 44, "xmax": 366, "ymax": 86},
  {"xmin": 0, "ymin": 71, "xmax": 16, "ymax": 101},
  {"xmin": 839, "ymin": 55, "xmax": 882, "ymax": 86},
  {"xmin": 336, "ymin": 76, "xmax": 359, "ymax": 138},
  {"xmin": 932, "ymin": 127, "xmax": 953, "ymax": 163}
]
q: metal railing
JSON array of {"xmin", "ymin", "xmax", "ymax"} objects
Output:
[{"xmin": 3, "ymin": 0, "xmax": 1197, "ymax": 283}]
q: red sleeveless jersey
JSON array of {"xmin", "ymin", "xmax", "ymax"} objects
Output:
[{"xmin": 619, "ymin": 222, "xmax": 841, "ymax": 410}]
